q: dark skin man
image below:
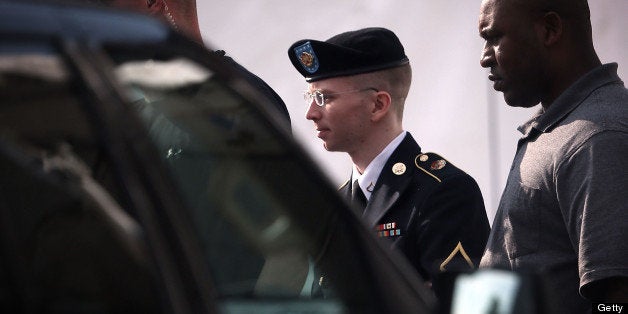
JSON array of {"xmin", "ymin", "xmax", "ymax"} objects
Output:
[{"xmin": 478, "ymin": 0, "xmax": 628, "ymax": 309}]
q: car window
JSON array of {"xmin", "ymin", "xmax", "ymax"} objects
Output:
[
  {"xmin": 0, "ymin": 52, "xmax": 165, "ymax": 313},
  {"xmin": 113, "ymin": 55, "xmax": 347, "ymax": 313},
  {"xmin": 0, "ymin": 54, "xmax": 89, "ymax": 148}
]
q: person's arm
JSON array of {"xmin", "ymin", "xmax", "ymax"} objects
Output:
[
  {"xmin": 415, "ymin": 173, "xmax": 490, "ymax": 277},
  {"xmin": 583, "ymin": 276, "xmax": 628, "ymax": 302},
  {"xmin": 410, "ymin": 173, "xmax": 490, "ymax": 305},
  {"xmin": 556, "ymin": 131, "xmax": 628, "ymax": 303}
]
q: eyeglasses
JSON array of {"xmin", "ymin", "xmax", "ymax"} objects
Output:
[{"xmin": 303, "ymin": 87, "xmax": 378, "ymax": 107}]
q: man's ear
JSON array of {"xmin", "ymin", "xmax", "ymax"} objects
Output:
[
  {"xmin": 146, "ymin": 0, "xmax": 165, "ymax": 15},
  {"xmin": 371, "ymin": 91, "xmax": 392, "ymax": 122},
  {"xmin": 539, "ymin": 11, "xmax": 563, "ymax": 46}
]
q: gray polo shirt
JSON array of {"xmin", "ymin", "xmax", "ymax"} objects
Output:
[{"xmin": 480, "ymin": 63, "xmax": 628, "ymax": 313}]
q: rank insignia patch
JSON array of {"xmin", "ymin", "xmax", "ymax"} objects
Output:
[
  {"xmin": 294, "ymin": 41, "xmax": 319, "ymax": 74},
  {"xmin": 439, "ymin": 241, "xmax": 475, "ymax": 271}
]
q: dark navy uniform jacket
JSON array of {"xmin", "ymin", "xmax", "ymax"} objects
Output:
[{"xmin": 339, "ymin": 133, "xmax": 490, "ymax": 283}]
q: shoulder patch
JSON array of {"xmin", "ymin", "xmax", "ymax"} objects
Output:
[{"xmin": 414, "ymin": 152, "xmax": 450, "ymax": 183}]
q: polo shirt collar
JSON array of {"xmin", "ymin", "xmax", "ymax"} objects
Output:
[{"xmin": 518, "ymin": 63, "xmax": 621, "ymax": 138}]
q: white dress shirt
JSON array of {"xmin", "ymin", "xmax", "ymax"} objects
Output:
[{"xmin": 352, "ymin": 131, "xmax": 407, "ymax": 200}]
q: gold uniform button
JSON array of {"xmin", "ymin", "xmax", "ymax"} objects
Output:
[
  {"xmin": 419, "ymin": 154, "xmax": 429, "ymax": 162},
  {"xmin": 392, "ymin": 162, "xmax": 406, "ymax": 175}
]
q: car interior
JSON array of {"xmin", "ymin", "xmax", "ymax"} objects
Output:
[{"xmin": 0, "ymin": 54, "xmax": 164, "ymax": 313}]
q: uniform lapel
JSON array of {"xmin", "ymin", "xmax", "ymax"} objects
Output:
[
  {"xmin": 363, "ymin": 134, "xmax": 419, "ymax": 227},
  {"xmin": 338, "ymin": 178, "xmax": 351, "ymax": 199}
]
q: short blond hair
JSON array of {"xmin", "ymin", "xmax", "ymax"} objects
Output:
[{"xmin": 350, "ymin": 64, "xmax": 412, "ymax": 118}]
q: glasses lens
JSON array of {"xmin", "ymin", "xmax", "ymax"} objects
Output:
[
  {"xmin": 314, "ymin": 90, "xmax": 324, "ymax": 106},
  {"xmin": 304, "ymin": 90, "xmax": 325, "ymax": 106},
  {"xmin": 303, "ymin": 91, "xmax": 313, "ymax": 105}
]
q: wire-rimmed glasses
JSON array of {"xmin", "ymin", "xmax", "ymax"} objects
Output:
[{"xmin": 303, "ymin": 87, "xmax": 378, "ymax": 107}]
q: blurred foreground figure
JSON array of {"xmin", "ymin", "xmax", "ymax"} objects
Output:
[
  {"xmin": 99, "ymin": 0, "xmax": 202, "ymax": 43},
  {"xmin": 88, "ymin": 0, "xmax": 291, "ymax": 127},
  {"xmin": 478, "ymin": 0, "xmax": 628, "ymax": 311}
]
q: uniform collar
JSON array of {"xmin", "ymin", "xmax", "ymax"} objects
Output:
[{"xmin": 352, "ymin": 131, "xmax": 407, "ymax": 200}]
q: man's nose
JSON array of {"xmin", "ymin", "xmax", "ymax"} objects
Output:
[
  {"xmin": 305, "ymin": 101, "xmax": 320, "ymax": 120},
  {"xmin": 480, "ymin": 44, "xmax": 494, "ymax": 68}
]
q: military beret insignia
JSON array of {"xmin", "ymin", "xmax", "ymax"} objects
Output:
[{"xmin": 293, "ymin": 41, "xmax": 319, "ymax": 74}]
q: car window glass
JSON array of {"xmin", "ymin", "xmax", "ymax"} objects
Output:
[
  {"xmin": 0, "ymin": 53, "xmax": 163, "ymax": 313},
  {"xmin": 0, "ymin": 54, "xmax": 86, "ymax": 146},
  {"xmin": 113, "ymin": 55, "xmax": 345, "ymax": 312}
]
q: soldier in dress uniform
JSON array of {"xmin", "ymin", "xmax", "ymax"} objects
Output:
[{"xmin": 288, "ymin": 27, "xmax": 490, "ymax": 301}]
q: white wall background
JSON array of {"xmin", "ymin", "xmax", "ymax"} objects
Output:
[{"xmin": 198, "ymin": 1, "xmax": 627, "ymax": 224}]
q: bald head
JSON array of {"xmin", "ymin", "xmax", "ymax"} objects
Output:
[
  {"xmin": 487, "ymin": 0, "xmax": 596, "ymax": 59},
  {"xmin": 510, "ymin": 0, "xmax": 590, "ymax": 17},
  {"xmin": 496, "ymin": 0, "xmax": 592, "ymax": 40},
  {"xmin": 479, "ymin": 0, "xmax": 600, "ymax": 108}
]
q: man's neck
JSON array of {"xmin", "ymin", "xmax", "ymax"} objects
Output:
[
  {"xmin": 541, "ymin": 49, "xmax": 601, "ymax": 109},
  {"xmin": 350, "ymin": 129, "xmax": 404, "ymax": 173},
  {"xmin": 166, "ymin": 1, "xmax": 203, "ymax": 44}
]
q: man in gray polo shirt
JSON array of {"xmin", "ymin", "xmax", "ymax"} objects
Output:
[{"xmin": 478, "ymin": 0, "xmax": 628, "ymax": 312}]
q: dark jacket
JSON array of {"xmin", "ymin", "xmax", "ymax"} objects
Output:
[{"xmin": 339, "ymin": 133, "xmax": 490, "ymax": 282}]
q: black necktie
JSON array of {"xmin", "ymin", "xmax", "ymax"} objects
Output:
[{"xmin": 351, "ymin": 180, "xmax": 368, "ymax": 213}]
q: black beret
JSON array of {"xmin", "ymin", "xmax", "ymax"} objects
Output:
[{"xmin": 288, "ymin": 27, "xmax": 409, "ymax": 82}]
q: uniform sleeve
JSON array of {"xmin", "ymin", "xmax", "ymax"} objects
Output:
[
  {"xmin": 555, "ymin": 130, "xmax": 628, "ymax": 299},
  {"xmin": 414, "ymin": 173, "xmax": 490, "ymax": 280}
]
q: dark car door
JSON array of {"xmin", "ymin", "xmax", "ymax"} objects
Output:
[{"xmin": 0, "ymin": 2, "xmax": 434, "ymax": 313}]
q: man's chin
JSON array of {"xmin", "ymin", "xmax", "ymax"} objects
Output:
[
  {"xmin": 503, "ymin": 93, "xmax": 540, "ymax": 108},
  {"xmin": 506, "ymin": 102, "xmax": 540, "ymax": 108},
  {"xmin": 322, "ymin": 142, "xmax": 340, "ymax": 152}
]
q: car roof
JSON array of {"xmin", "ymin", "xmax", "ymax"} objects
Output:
[{"xmin": 0, "ymin": 0, "xmax": 171, "ymax": 44}]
